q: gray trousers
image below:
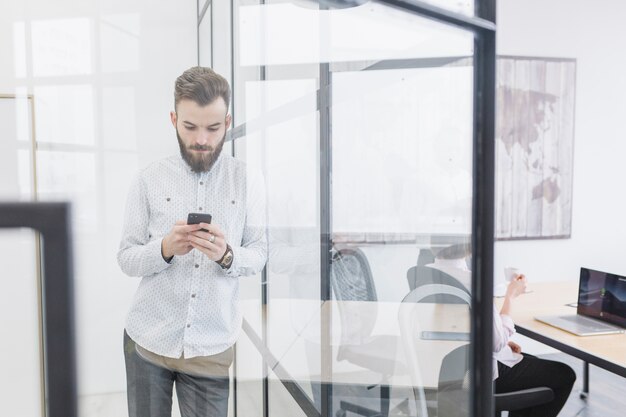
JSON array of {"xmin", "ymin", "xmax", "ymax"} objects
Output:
[{"xmin": 124, "ymin": 331, "xmax": 230, "ymax": 417}]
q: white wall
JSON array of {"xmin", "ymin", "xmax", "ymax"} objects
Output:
[
  {"xmin": 0, "ymin": 0, "xmax": 197, "ymax": 407},
  {"xmin": 495, "ymin": 0, "xmax": 626, "ymax": 285}
]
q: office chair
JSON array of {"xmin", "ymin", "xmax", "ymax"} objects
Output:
[
  {"xmin": 399, "ymin": 283, "xmax": 554, "ymax": 417},
  {"xmin": 406, "ymin": 265, "xmax": 469, "ymax": 304},
  {"xmin": 331, "ymin": 247, "xmax": 401, "ymax": 417},
  {"xmin": 399, "ymin": 283, "xmax": 473, "ymax": 417},
  {"xmin": 439, "ymin": 344, "xmax": 555, "ymax": 417}
]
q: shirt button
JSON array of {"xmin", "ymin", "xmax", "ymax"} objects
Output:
[
  {"xmin": 187, "ymin": 324, "xmax": 191, "ymax": 328},
  {"xmin": 191, "ymin": 294, "xmax": 196, "ymax": 298},
  {"xmin": 195, "ymin": 264, "xmax": 199, "ymax": 268},
  {"xmin": 200, "ymin": 181, "xmax": 204, "ymax": 185},
  {"xmin": 199, "ymin": 207, "xmax": 202, "ymax": 210}
]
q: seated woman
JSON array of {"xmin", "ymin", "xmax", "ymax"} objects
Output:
[
  {"xmin": 494, "ymin": 275, "xmax": 576, "ymax": 417},
  {"xmin": 427, "ymin": 244, "xmax": 576, "ymax": 417}
]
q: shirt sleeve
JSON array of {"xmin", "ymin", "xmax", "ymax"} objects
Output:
[
  {"xmin": 493, "ymin": 304, "xmax": 516, "ymax": 353},
  {"xmin": 223, "ymin": 168, "xmax": 268, "ymax": 278},
  {"xmin": 117, "ymin": 174, "xmax": 172, "ymax": 277}
]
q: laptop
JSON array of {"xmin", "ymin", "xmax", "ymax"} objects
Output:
[{"xmin": 535, "ymin": 267, "xmax": 626, "ymax": 336}]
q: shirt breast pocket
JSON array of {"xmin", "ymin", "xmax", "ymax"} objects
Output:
[{"xmin": 149, "ymin": 197, "xmax": 180, "ymax": 237}]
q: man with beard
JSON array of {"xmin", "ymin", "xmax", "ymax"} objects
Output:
[{"xmin": 118, "ymin": 66, "xmax": 267, "ymax": 417}]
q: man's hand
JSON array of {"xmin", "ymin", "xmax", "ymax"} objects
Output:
[
  {"xmin": 508, "ymin": 341, "xmax": 522, "ymax": 354},
  {"xmin": 188, "ymin": 222, "xmax": 228, "ymax": 262},
  {"xmin": 161, "ymin": 220, "xmax": 202, "ymax": 259}
]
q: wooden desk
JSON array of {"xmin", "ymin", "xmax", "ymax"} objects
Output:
[{"xmin": 499, "ymin": 282, "xmax": 626, "ymax": 396}]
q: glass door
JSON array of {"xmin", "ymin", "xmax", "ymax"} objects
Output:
[{"xmin": 199, "ymin": 1, "xmax": 496, "ymax": 416}]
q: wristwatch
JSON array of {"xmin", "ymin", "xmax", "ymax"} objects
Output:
[{"xmin": 217, "ymin": 244, "xmax": 234, "ymax": 269}]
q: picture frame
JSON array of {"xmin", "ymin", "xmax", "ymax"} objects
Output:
[{"xmin": 495, "ymin": 56, "xmax": 576, "ymax": 240}]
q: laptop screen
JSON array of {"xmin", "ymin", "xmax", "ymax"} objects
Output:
[{"xmin": 577, "ymin": 267, "xmax": 626, "ymax": 328}]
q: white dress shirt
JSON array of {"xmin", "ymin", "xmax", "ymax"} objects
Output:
[
  {"xmin": 118, "ymin": 152, "xmax": 267, "ymax": 358},
  {"xmin": 426, "ymin": 258, "xmax": 522, "ymax": 379}
]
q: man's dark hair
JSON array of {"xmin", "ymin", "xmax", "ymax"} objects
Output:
[{"xmin": 174, "ymin": 66, "xmax": 231, "ymax": 110}]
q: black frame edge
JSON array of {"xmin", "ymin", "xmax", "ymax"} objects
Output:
[
  {"xmin": 0, "ymin": 202, "xmax": 77, "ymax": 417},
  {"xmin": 472, "ymin": 1, "xmax": 497, "ymax": 417}
]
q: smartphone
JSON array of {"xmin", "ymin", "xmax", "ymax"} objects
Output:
[{"xmin": 187, "ymin": 213, "xmax": 212, "ymax": 232}]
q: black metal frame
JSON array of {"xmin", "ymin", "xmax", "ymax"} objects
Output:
[
  {"xmin": 0, "ymin": 202, "xmax": 76, "ymax": 417},
  {"xmin": 330, "ymin": 2, "xmax": 497, "ymax": 417},
  {"xmin": 470, "ymin": 4, "xmax": 497, "ymax": 417},
  {"xmin": 319, "ymin": 59, "xmax": 334, "ymax": 417},
  {"xmin": 206, "ymin": 1, "xmax": 497, "ymax": 416}
]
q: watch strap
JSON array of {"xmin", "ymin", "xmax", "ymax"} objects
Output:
[{"xmin": 217, "ymin": 244, "xmax": 233, "ymax": 269}]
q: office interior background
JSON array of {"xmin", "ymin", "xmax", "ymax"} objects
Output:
[{"xmin": 1, "ymin": 0, "xmax": 625, "ymax": 416}]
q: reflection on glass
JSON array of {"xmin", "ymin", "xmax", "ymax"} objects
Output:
[
  {"xmin": 18, "ymin": 149, "xmax": 34, "ymax": 199},
  {"xmin": 420, "ymin": 0, "xmax": 475, "ymax": 16},
  {"xmin": 13, "ymin": 22, "xmax": 27, "ymax": 78},
  {"xmin": 100, "ymin": 14, "xmax": 141, "ymax": 73},
  {"xmin": 245, "ymin": 79, "xmax": 318, "ymax": 230},
  {"xmin": 14, "ymin": 91, "xmax": 31, "ymax": 143},
  {"xmin": 34, "ymin": 85, "xmax": 95, "ymax": 145},
  {"xmin": 199, "ymin": 2, "xmax": 212, "ymax": 66},
  {"xmin": 0, "ymin": 96, "xmax": 34, "ymax": 200},
  {"xmin": 241, "ymin": 77, "xmax": 321, "ymax": 416},
  {"xmin": 36, "ymin": 150, "xmax": 98, "ymax": 232},
  {"xmin": 332, "ymin": 66, "xmax": 473, "ymax": 238},
  {"xmin": 31, "ymin": 18, "xmax": 92, "ymax": 77},
  {"xmin": 101, "ymin": 86, "xmax": 137, "ymax": 150},
  {"xmin": 230, "ymin": 1, "xmax": 476, "ymax": 416},
  {"xmin": 238, "ymin": 2, "xmax": 472, "ymax": 66}
]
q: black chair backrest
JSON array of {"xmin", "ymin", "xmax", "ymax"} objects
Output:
[
  {"xmin": 406, "ymin": 265, "xmax": 469, "ymax": 304},
  {"xmin": 330, "ymin": 248, "xmax": 377, "ymax": 344},
  {"xmin": 331, "ymin": 248, "xmax": 376, "ymax": 302}
]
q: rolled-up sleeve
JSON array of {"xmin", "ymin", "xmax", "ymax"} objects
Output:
[
  {"xmin": 493, "ymin": 305, "xmax": 516, "ymax": 353},
  {"xmin": 117, "ymin": 175, "xmax": 172, "ymax": 277}
]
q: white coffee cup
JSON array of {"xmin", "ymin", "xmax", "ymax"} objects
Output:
[{"xmin": 504, "ymin": 267, "xmax": 521, "ymax": 282}]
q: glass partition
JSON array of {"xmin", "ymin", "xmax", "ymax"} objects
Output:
[
  {"xmin": 2, "ymin": 1, "xmax": 493, "ymax": 416},
  {"xmin": 215, "ymin": 1, "xmax": 482, "ymax": 416},
  {"xmin": 0, "ymin": 95, "xmax": 43, "ymax": 417},
  {"xmin": 419, "ymin": 0, "xmax": 475, "ymax": 16}
]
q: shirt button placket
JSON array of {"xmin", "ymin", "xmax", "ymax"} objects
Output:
[
  {"xmin": 189, "ymin": 174, "xmax": 207, "ymax": 345},
  {"xmin": 197, "ymin": 172, "xmax": 207, "ymax": 213}
]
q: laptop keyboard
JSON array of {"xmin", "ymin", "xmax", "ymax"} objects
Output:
[{"xmin": 560, "ymin": 315, "xmax": 619, "ymax": 330}]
